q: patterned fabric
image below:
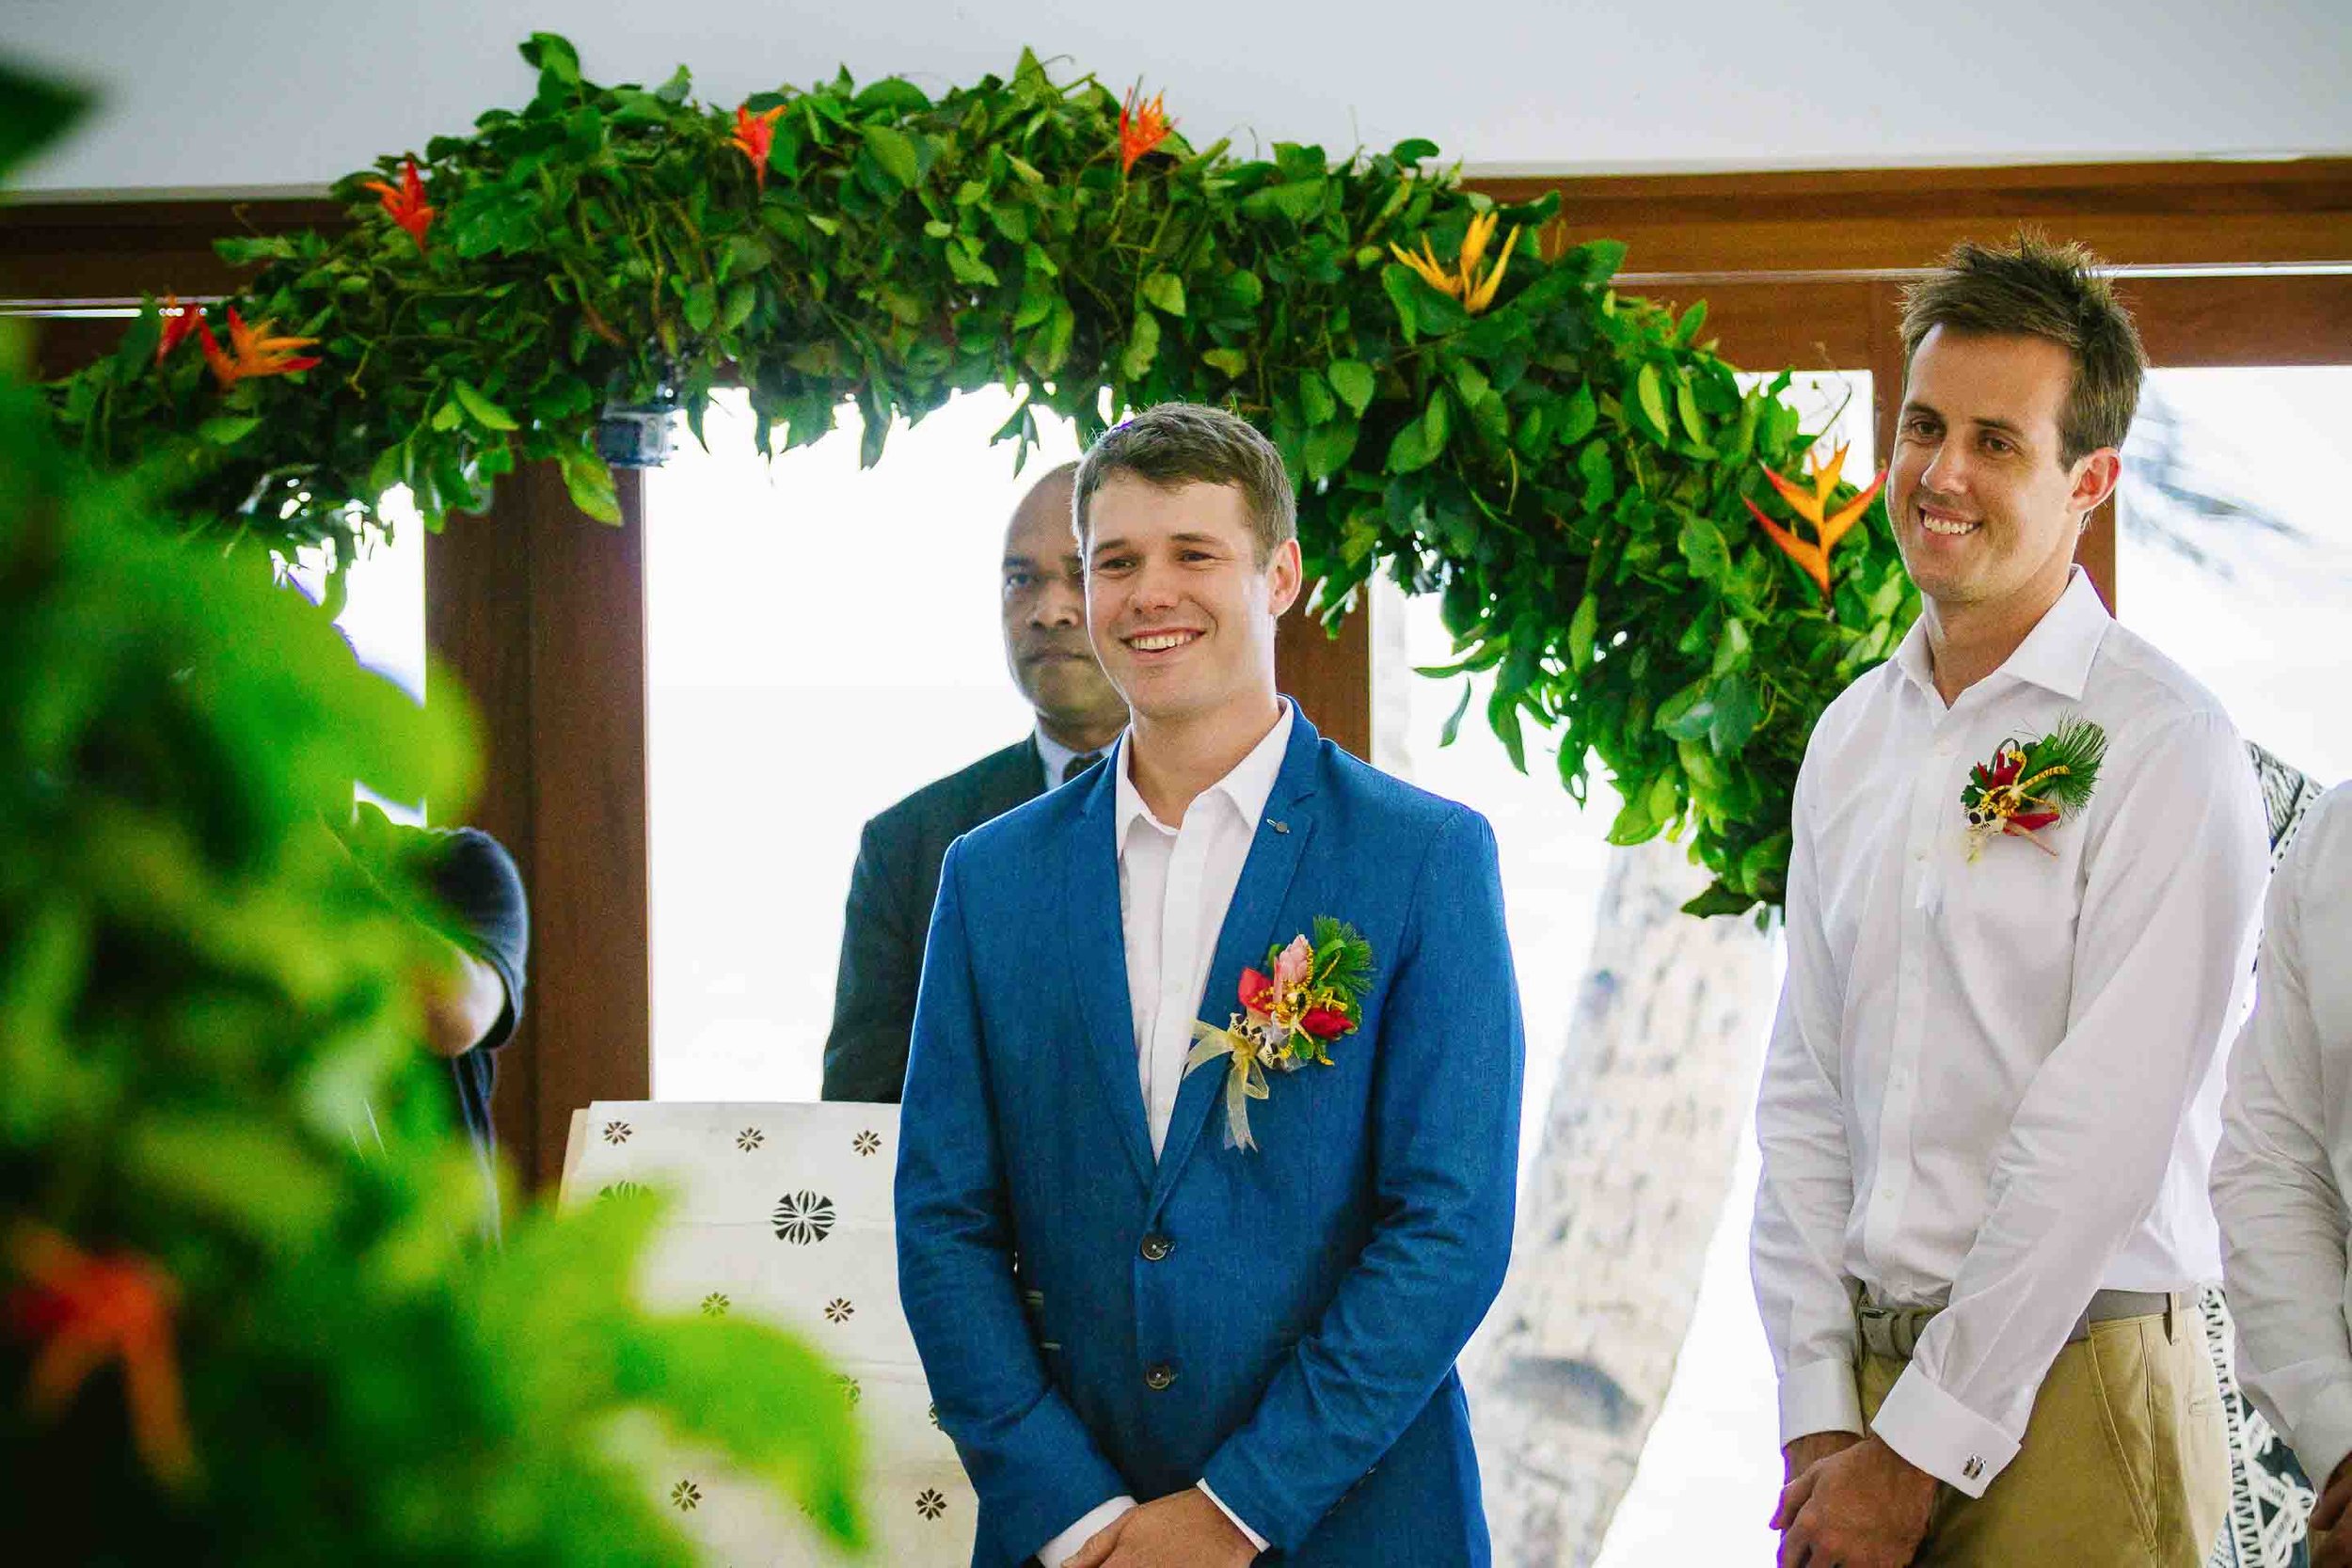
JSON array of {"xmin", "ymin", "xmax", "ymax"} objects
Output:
[
  {"xmin": 564, "ymin": 1101, "xmax": 975, "ymax": 1565},
  {"xmin": 2207, "ymin": 741, "xmax": 2331, "ymax": 1568}
]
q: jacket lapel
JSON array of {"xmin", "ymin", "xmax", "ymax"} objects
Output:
[
  {"xmin": 1149, "ymin": 714, "xmax": 1324, "ymax": 1207},
  {"xmin": 1063, "ymin": 765, "xmax": 1156, "ymax": 1190}
]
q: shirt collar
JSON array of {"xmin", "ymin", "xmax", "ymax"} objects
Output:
[
  {"xmin": 1893, "ymin": 566, "xmax": 2111, "ymax": 705},
  {"xmin": 1114, "ymin": 699, "xmax": 1294, "ymax": 848},
  {"xmin": 1034, "ymin": 724, "xmax": 1112, "ymax": 794}
]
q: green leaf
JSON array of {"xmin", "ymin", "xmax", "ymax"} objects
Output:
[
  {"xmin": 853, "ymin": 78, "xmax": 933, "ymax": 116},
  {"xmin": 1568, "ymin": 593, "xmax": 1599, "ymax": 673},
  {"xmin": 1707, "ymin": 672, "xmax": 1762, "ymax": 754},
  {"xmin": 1555, "ymin": 382, "xmax": 1598, "ymax": 445},
  {"xmin": 1327, "ymin": 359, "xmax": 1375, "ymax": 417},
  {"xmin": 1380, "ymin": 265, "xmax": 1421, "ymax": 341},
  {"xmin": 653, "ymin": 64, "xmax": 693, "ymax": 103},
  {"xmin": 683, "ymin": 280, "xmax": 718, "ymax": 332},
  {"xmin": 197, "ymin": 415, "xmax": 262, "ymax": 447},
  {"xmin": 1298, "ymin": 371, "xmax": 1337, "ymax": 426},
  {"xmin": 0, "ymin": 61, "xmax": 88, "ymax": 183},
  {"xmin": 1141, "ymin": 272, "xmax": 1186, "ymax": 317},
  {"xmin": 1438, "ymin": 680, "xmax": 1474, "ymax": 746},
  {"xmin": 860, "ymin": 122, "xmax": 923, "ymax": 188},
  {"xmin": 1201, "ymin": 347, "xmax": 1248, "ymax": 378},
  {"xmin": 1635, "ymin": 364, "xmax": 1672, "ymax": 443},
  {"xmin": 1676, "ymin": 377, "xmax": 1708, "ymax": 444},
  {"xmin": 558, "ymin": 444, "xmax": 622, "ymax": 523},
  {"xmin": 720, "ymin": 280, "xmax": 757, "ymax": 331},
  {"xmin": 1681, "ymin": 880, "xmax": 1756, "ymax": 919},
  {"xmin": 1677, "ymin": 510, "xmax": 1731, "ymax": 585},
  {"xmin": 451, "ymin": 379, "xmax": 519, "ymax": 432},
  {"xmin": 520, "ymin": 31, "xmax": 581, "ymax": 85},
  {"xmin": 1120, "ymin": 311, "xmax": 1162, "ymax": 382},
  {"xmin": 1302, "ymin": 419, "xmax": 1358, "ymax": 483}
]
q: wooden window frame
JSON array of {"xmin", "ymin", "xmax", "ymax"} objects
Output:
[{"xmin": 8, "ymin": 158, "xmax": 2344, "ymax": 1185}]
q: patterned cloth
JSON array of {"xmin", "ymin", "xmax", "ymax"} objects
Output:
[
  {"xmin": 2207, "ymin": 742, "xmax": 2333, "ymax": 1568},
  {"xmin": 564, "ymin": 1101, "xmax": 976, "ymax": 1565}
]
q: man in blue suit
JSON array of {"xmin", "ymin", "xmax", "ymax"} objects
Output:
[{"xmin": 897, "ymin": 402, "xmax": 1524, "ymax": 1567}]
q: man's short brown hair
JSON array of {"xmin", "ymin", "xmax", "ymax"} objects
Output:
[
  {"xmin": 1899, "ymin": 232, "xmax": 2148, "ymax": 467},
  {"xmin": 1073, "ymin": 403, "xmax": 1296, "ymax": 565}
]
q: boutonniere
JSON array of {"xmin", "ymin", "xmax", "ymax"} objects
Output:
[
  {"xmin": 1960, "ymin": 717, "xmax": 2107, "ymax": 859},
  {"xmin": 1184, "ymin": 918, "xmax": 1375, "ymax": 1152}
]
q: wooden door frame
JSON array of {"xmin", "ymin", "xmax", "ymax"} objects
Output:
[{"xmin": 8, "ymin": 157, "xmax": 2344, "ymax": 1184}]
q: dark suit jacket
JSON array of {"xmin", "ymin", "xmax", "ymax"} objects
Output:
[{"xmin": 822, "ymin": 736, "xmax": 1042, "ymax": 1102}]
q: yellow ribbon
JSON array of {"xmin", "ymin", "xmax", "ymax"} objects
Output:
[{"xmin": 1185, "ymin": 1021, "xmax": 1271, "ymax": 1152}]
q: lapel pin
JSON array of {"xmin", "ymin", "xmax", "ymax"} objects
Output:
[{"xmin": 1267, "ymin": 819, "xmax": 1290, "ymax": 834}]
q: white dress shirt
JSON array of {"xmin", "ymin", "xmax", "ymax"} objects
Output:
[
  {"xmin": 1033, "ymin": 725, "xmax": 1107, "ymax": 796},
  {"xmin": 1750, "ymin": 568, "xmax": 2268, "ymax": 1497},
  {"xmin": 1036, "ymin": 702, "xmax": 1293, "ymax": 1567},
  {"xmin": 2215, "ymin": 783, "xmax": 2352, "ymax": 1490}
]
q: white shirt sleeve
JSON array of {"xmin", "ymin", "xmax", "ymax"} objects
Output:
[
  {"xmin": 1876, "ymin": 713, "xmax": 2268, "ymax": 1495},
  {"xmin": 1751, "ymin": 760, "xmax": 1867, "ymax": 1446},
  {"xmin": 1199, "ymin": 1480, "xmax": 1270, "ymax": 1553},
  {"xmin": 1036, "ymin": 1496, "xmax": 1136, "ymax": 1568},
  {"xmin": 2215, "ymin": 795, "xmax": 2352, "ymax": 1492}
]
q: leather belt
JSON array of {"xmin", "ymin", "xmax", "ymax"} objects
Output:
[{"xmin": 1857, "ymin": 1288, "xmax": 2183, "ymax": 1362}]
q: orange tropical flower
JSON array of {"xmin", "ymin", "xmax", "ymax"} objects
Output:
[
  {"xmin": 7, "ymin": 1227, "xmax": 194, "ymax": 1483},
  {"xmin": 1741, "ymin": 441, "xmax": 1888, "ymax": 601},
  {"xmin": 155, "ymin": 293, "xmax": 202, "ymax": 364},
  {"xmin": 196, "ymin": 306, "xmax": 322, "ymax": 389},
  {"xmin": 729, "ymin": 103, "xmax": 786, "ymax": 191},
  {"xmin": 1389, "ymin": 209, "xmax": 1520, "ymax": 314},
  {"xmin": 1118, "ymin": 85, "xmax": 1172, "ymax": 174},
  {"xmin": 362, "ymin": 157, "xmax": 436, "ymax": 251}
]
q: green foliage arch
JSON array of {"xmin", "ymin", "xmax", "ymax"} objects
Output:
[{"xmin": 49, "ymin": 32, "xmax": 1918, "ymax": 912}]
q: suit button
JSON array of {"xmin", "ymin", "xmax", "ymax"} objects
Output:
[
  {"xmin": 1139, "ymin": 1233, "xmax": 1173, "ymax": 1262},
  {"xmin": 1144, "ymin": 1363, "xmax": 1177, "ymax": 1391}
]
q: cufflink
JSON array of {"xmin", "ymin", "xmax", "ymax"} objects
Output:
[
  {"xmin": 1963, "ymin": 1455, "xmax": 1984, "ymax": 1481},
  {"xmin": 1267, "ymin": 819, "xmax": 1290, "ymax": 834}
]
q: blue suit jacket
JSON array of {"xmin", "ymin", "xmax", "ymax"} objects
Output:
[{"xmin": 896, "ymin": 710, "xmax": 1524, "ymax": 1566}]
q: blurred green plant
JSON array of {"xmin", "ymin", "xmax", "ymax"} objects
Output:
[
  {"xmin": 1, "ymin": 69, "xmax": 863, "ymax": 1562},
  {"xmin": 41, "ymin": 33, "xmax": 1916, "ymax": 911}
]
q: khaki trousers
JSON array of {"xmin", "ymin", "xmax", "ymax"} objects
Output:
[{"xmin": 1856, "ymin": 1311, "xmax": 2229, "ymax": 1566}]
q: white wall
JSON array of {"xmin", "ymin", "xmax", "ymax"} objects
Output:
[{"xmin": 8, "ymin": 0, "xmax": 2349, "ymax": 195}]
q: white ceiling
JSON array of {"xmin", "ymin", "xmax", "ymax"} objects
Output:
[{"xmin": 8, "ymin": 0, "xmax": 2350, "ymax": 195}]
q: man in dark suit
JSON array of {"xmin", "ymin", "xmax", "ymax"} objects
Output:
[{"xmin": 822, "ymin": 462, "xmax": 1128, "ymax": 1102}]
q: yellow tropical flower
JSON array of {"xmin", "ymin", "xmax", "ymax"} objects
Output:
[
  {"xmin": 1389, "ymin": 209, "xmax": 1520, "ymax": 315},
  {"xmin": 1741, "ymin": 442, "xmax": 1887, "ymax": 601}
]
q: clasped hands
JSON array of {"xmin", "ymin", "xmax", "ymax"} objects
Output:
[
  {"xmin": 1066, "ymin": 1488, "xmax": 1257, "ymax": 1568},
  {"xmin": 1772, "ymin": 1430, "xmax": 1937, "ymax": 1568},
  {"xmin": 2312, "ymin": 1452, "xmax": 2352, "ymax": 1568}
]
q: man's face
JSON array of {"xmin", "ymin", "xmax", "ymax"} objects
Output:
[
  {"xmin": 1888, "ymin": 326, "xmax": 2119, "ymax": 616},
  {"xmin": 1001, "ymin": 477, "xmax": 1125, "ymax": 739},
  {"xmin": 1082, "ymin": 474, "xmax": 1300, "ymax": 726}
]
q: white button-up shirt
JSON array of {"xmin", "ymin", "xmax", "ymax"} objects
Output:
[
  {"xmin": 1115, "ymin": 701, "xmax": 1293, "ymax": 1157},
  {"xmin": 1036, "ymin": 701, "xmax": 1291, "ymax": 1567},
  {"xmin": 2215, "ymin": 783, "xmax": 2352, "ymax": 1490},
  {"xmin": 1750, "ymin": 568, "xmax": 2268, "ymax": 1496}
]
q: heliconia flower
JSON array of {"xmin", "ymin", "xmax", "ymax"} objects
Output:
[
  {"xmin": 6, "ymin": 1227, "xmax": 193, "ymax": 1483},
  {"xmin": 362, "ymin": 157, "xmax": 436, "ymax": 251},
  {"xmin": 1388, "ymin": 210, "xmax": 1521, "ymax": 316},
  {"xmin": 1272, "ymin": 934, "xmax": 1314, "ymax": 998},
  {"xmin": 1299, "ymin": 1007, "xmax": 1351, "ymax": 1041},
  {"xmin": 729, "ymin": 103, "xmax": 787, "ymax": 192},
  {"xmin": 1237, "ymin": 967, "xmax": 1276, "ymax": 1019},
  {"xmin": 155, "ymin": 293, "xmax": 201, "ymax": 364},
  {"xmin": 1118, "ymin": 85, "xmax": 1172, "ymax": 174},
  {"xmin": 196, "ymin": 307, "xmax": 321, "ymax": 389},
  {"xmin": 1741, "ymin": 441, "xmax": 1887, "ymax": 602}
]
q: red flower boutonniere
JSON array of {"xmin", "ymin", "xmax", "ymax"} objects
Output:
[
  {"xmin": 1960, "ymin": 716, "xmax": 2107, "ymax": 859},
  {"xmin": 1184, "ymin": 918, "xmax": 1374, "ymax": 1151}
]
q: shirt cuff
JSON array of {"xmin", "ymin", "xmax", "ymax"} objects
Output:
[
  {"xmin": 1036, "ymin": 1496, "xmax": 1136, "ymax": 1567},
  {"xmin": 1777, "ymin": 1356, "xmax": 1866, "ymax": 1448},
  {"xmin": 1871, "ymin": 1359, "xmax": 2022, "ymax": 1497},
  {"xmin": 2290, "ymin": 1386, "xmax": 2352, "ymax": 1497},
  {"xmin": 1198, "ymin": 1479, "xmax": 1270, "ymax": 1554}
]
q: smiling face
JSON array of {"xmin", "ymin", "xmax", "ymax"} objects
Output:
[
  {"xmin": 1888, "ymin": 326, "xmax": 2122, "ymax": 618},
  {"xmin": 1082, "ymin": 473, "xmax": 1301, "ymax": 727}
]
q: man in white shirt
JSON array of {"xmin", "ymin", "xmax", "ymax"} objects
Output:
[
  {"xmin": 2215, "ymin": 784, "xmax": 2352, "ymax": 1568},
  {"xmin": 898, "ymin": 403, "xmax": 1523, "ymax": 1566},
  {"xmin": 1750, "ymin": 235, "xmax": 2268, "ymax": 1566}
]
